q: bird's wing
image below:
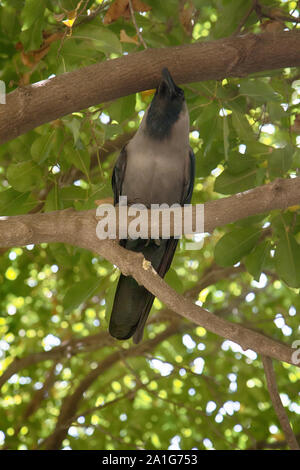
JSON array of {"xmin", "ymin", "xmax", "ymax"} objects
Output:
[
  {"xmin": 157, "ymin": 147, "xmax": 195, "ymax": 277},
  {"xmin": 112, "ymin": 146, "xmax": 128, "ymax": 205},
  {"xmin": 183, "ymin": 147, "xmax": 195, "ymax": 205},
  {"xmin": 132, "ymin": 148, "xmax": 195, "ymax": 343}
]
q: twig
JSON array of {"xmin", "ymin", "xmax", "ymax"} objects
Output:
[
  {"xmin": 61, "ymin": 130, "xmax": 135, "ymax": 185},
  {"xmin": 0, "ymin": 331, "xmax": 113, "ymax": 389},
  {"xmin": 3, "ymin": 31, "xmax": 300, "ymax": 143},
  {"xmin": 128, "ymin": 0, "xmax": 148, "ymax": 49},
  {"xmin": 119, "ymin": 352, "xmax": 235, "ymax": 449},
  {"xmin": 248, "ymin": 433, "xmax": 300, "ymax": 450},
  {"xmin": 41, "ymin": 324, "xmax": 180, "ymax": 449},
  {"xmin": 254, "ymin": 0, "xmax": 300, "ymax": 24},
  {"xmin": 74, "ymin": 0, "xmax": 112, "ymax": 27},
  {"xmin": 233, "ymin": 2, "xmax": 256, "ymax": 35},
  {"xmin": 0, "ymin": 270, "xmax": 242, "ymax": 388},
  {"xmin": 262, "ymin": 355, "xmax": 300, "ymax": 450}
]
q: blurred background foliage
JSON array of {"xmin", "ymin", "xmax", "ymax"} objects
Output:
[{"xmin": 0, "ymin": 0, "xmax": 299, "ymax": 450}]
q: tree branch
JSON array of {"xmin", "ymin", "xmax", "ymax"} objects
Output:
[
  {"xmin": 42, "ymin": 323, "xmax": 181, "ymax": 450},
  {"xmin": 0, "ymin": 331, "xmax": 113, "ymax": 389},
  {"xmin": 128, "ymin": 0, "xmax": 147, "ymax": 49},
  {"xmin": 262, "ymin": 356, "xmax": 300, "ymax": 450},
  {"xmin": 0, "ymin": 177, "xmax": 299, "ymax": 247},
  {"xmin": 0, "ymin": 266, "xmax": 242, "ymax": 389},
  {"xmin": 61, "ymin": 130, "xmax": 135, "ymax": 185},
  {"xmin": 1, "ymin": 30, "xmax": 300, "ymax": 143},
  {"xmin": 248, "ymin": 433, "xmax": 300, "ymax": 450},
  {"xmin": 233, "ymin": 2, "xmax": 256, "ymax": 35},
  {"xmin": 0, "ymin": 178, "xmax": 299, "ymax": 367},
  {"xmin": 99, "ymin": 240, "xmax": 296, "ymax": 365}
]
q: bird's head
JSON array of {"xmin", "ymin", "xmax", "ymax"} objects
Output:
[{"xmin": 145, "ymin": 68, "xmax": 187, "ymax": 140}]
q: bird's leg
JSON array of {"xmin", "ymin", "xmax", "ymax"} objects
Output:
[{"xmin": 144, "ymin": 238, "xmax": 161, "ymax": 247}]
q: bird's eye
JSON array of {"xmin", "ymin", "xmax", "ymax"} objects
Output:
[{"xmin": 175, "ymin": 88, "xmax": 184, "ymax": 99}]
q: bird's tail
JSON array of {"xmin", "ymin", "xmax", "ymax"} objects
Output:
[
  {"xmin": 109, "ymin": 238, "xmax": 178, "ymax": 343},
  {"xmin": 109, "ymin": 273, "xmax": 155, "ymax": 342}
]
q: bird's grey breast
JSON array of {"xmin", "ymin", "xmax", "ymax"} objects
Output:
[{"xmin": 122, "ymin": 110, "xmax": 190, "ymax": 207}]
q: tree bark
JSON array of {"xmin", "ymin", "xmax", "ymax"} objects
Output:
[
  {"xmin": 0, "ymin": 177, "xmax": 299, "ymax": 247},
  {"xmin": 0, "ymin": 178, "xmax": 299, "ymax": 367},
  {"xmin": 1, "ymin": 31, "xmax": 300, "ymax": 143},
  {"xmin": 262, "ymin": 356, "xmax": 300, "ymax": 450}
]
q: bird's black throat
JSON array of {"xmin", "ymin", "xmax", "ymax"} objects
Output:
[
  {"xmin": 145, "ymin": 68, "xmax": 184, "ymax": 140},
  {"xmin": 146, "ymin": 97, "xmax": 183, "ymax": 140}
]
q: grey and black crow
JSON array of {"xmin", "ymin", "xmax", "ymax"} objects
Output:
[{"xmin": 109, "ymin": 68, "xmax": 195, "ymax": 343}]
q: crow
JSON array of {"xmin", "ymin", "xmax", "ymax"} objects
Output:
[{"xmin": 109, "ymin": 68, "xmax": 195, "ymax": 343}]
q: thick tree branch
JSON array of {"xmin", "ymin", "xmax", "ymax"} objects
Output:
[
  {"xmin": 1, "ymin": 31, "xmax": 300, "ymax": 143},
  {"xmin": 0, "ymin": 178, "xmax": 299, "ymax": 367},
  {"xmin": 0, "ymin": 177, "xmax": 299, "ymax": 247}
]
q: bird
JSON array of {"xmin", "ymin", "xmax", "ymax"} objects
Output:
[{"xmin": 109, "ymin": 68, "xmax": 195, "ymax": 343}]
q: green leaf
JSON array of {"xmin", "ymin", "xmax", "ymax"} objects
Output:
[
  {"xmin": 267, "ymin": 102, "xmax": 287, "ymax": 121},
  {"xmin": 104, "ymin": 282, "xmax": 118, "ymax": 325},
  {"xmin": 19, "ymin": 17, "xmax": 44, "ymax": 51},
  {"xmin": 75, "ymin": 183, "xmax": 112, "ymax": 211},
  {"xmin": 0, "ymin": 189, "xmax": 31, "ymax": 215},
  {"xmin": 21, "ymin": 0, "xmax": 45, "ymax": 31},
  {"xmin": 65, "ymin": 118, "xmax": 81, "ymax": 144},
  {"xmin": 243, "ymin": 140, "xmax": 270, "ymax": 157},
  {"xmin": 196, "ymin": 142, "xmax": 223, "ymax": 177},
  {"xmin": 236, "ymin": 213, "xmax": 267, "ymax": 227},
  {"xmin": 223, "ymin": 114, "xmax": 229, "ymax": 161},
  {"xmin": 195, "ymin": 102, "xmax": 220, "ymax": 155},
  {"xmin": 165, "ymin": 268, "xmax": 183, "ymax": 294},
  {"xmin": 274, "ymin": 231, "xmax": 300, "ymax": 288},
  {"xmin": 58, "ymin": 40, "xmax": 97, "ymax": 68},
  {"xmin": 245, "ymin": 240, "xmax": 270, "ymax": 281},
  {"xmin": 104, "ymin": 123, "xmax": 123, "ymax": 140},
  {"xmin": 72, "ymin": 25, "xmax": 122, "ymax": 56},
  {"xmin": 49, "ymin": 243, "xmax": 74, "ymax": 269},
  {"xmin": 240, "ymin": 80, "xmax": 281, "ymax": 104},
  {"xmin": 64, "ymin": 143, "xmax": 90, "ymax": 176},
  {"xmin": 255, "ymin": 167, "xmax": 266, "ymax": 186},
  {"xmin": 231, "ymin": 110, "xmax": 254, "ymax": 141},
  {"xmin": 210, "ymin": 0, "xmax": 252, "ymax": 38},
  {"xmin": 1, "ymin": 5, "xmax": 19, "ymax": 39},
  {"xmin": 63, "ymin": 278, "xmax": 100, "ymax": 313},
  {"xmin": 293, "ymin": 148, "xmax": 300, "ymax": 167},
  {"xmin": 227, "ymin": 153, "xmax": 256, "ymax": 174},
  {"xmin": 7, "ymin": 161, "xmax": 43, "ymax": 192},
  {"xmin": 268, "ymin": 146, "xmax": 293, "ymax": 177},
  {"xmin": 215, "ymin": 227, "xmax": 262, "ymax": 267},
  {"xmin": 214, "ymin": 168, "xmax": 257, "ymax": 194},
  {"xmin": 44, "ymin": 186, "xmax": 62, "ymax": 212},
  {"xmin": 60, "ymin": 186, "xmax": 87, "ymax": 208},
  {"xmin": 107, "ymin": 94, "xmax": 136, "ymax": 124},
  {"xmin": 31, "ymin": 133, "xmax": 56, "ymax": 164}
]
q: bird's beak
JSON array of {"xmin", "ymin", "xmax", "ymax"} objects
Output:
[{"xmin": 158, "ymin": 68, "xmax": 177, "ymax": 97}]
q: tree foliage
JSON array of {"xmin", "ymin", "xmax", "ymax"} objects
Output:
[{"xmin": 0, "ymin": 0, "xmax": 299, "ymax": 451}]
